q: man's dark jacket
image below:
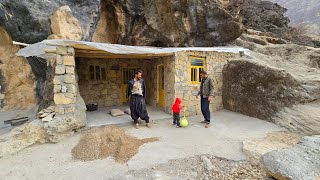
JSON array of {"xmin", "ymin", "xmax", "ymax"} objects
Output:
[{"xmin": 126, "ymin": 79, "xmax": 146, "ymax": 101}]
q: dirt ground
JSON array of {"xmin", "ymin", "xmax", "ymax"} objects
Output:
[
  {"xmin": 0, "ymin": 110, "xmax": 286, "ymax": 180},
  {"xmin": 118, "ymin": 155, "xmax": 266, "ymax": 180}
]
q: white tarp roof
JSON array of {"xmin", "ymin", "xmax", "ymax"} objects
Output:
[{"xmin": 17, "ymin": 39, "xmax": 248, "ymax": 59}]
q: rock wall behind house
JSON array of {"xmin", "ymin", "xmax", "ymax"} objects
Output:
[
  {"xmin": 175, "ymin": 51, "xmax": 238, "ymax": 116},
  {"xmin": 0, "ymin": 0, "xmax": 100, "ymax": 44},
  {"xmin": 92, "ymin": 0, "xmax": 243, "ymax": 46},
  {"xmin": 0, "ymin": 26, "xmax": 37, "ymax": 110}
]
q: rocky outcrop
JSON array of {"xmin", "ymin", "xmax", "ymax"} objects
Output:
[
  {"xmin": 270, "ymin": 0, "xmax": 320, "ymax": 37},
  {"xmin": 0, "ymin": 0, "xmax": 100, "ymax": 44},
  {"xmin": 225, "ymin": 0, "xmax": 290, "ymax": 38},
  {"xmin": 0, "ymin": 120, "xmax": 47, "ymax": 158},
  {"xmin": 261, "ymin": 135, "xmax": 320, "ymax": 180},
  {"xmin": 0, "ymin": 26, "xmax": 37, "ymax": 110},
  {"xmin": 48, "ymin": 6, "xmax": 82, "ymax": 40},
  {"xmin": 222, "ymin": 60, "xmax": 311, "ymax": 120},
  {"xmin": 243, "ymin": 131, "xmax": 302, "ymax": 166},
  {"xmin": 93, "ymin": 0, "xmax": 243, "ymax": 46},
  {"xmin": 273, "ymin": 102, "xmax": 320, "ymax": 135},
  {"xmin": 0, "ymin": 0, "xmax": 243, "ymax": 46},
  {"xmin": 223, "ymin": 41, "xmax": 320, "ymax": 134}
]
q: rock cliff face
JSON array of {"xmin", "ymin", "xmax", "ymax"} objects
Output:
[
  {"xmin": 0, "ymin": 0, "xmax": 244, "ymax": 47},
  {"xmin": 225, "ymin": 0, "xmax": 290, "ymax": 37},
  {"xmin": 270, "ymin": 0, "xmax": 320, "ymax": 37},
  {"xmin": 93, "ymin": 0, "xmax": 243, "ymax": 46},
  {"xmin": 0, "ymin": 0, "xmax": 100, "ymax": 44},
  {"xmin": 0, "ymin": 27, "xmax": 37, "ymax": 110}
]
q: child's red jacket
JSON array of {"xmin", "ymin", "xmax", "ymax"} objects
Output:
[{"xmin": 172, "ymin": 98, "xmax": 183, "ymax": 114}]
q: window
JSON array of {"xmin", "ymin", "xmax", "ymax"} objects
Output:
[
  {"xmin": 88, "ymin": 64, "xmax": 106, "ymax": 80},
  {"xmin": 190, "ymin": 56, "xmax": 205, "ymax": 84},
  {"xmin": 122, "ymin": 68, "xmax": 137, "ymax": 84}
]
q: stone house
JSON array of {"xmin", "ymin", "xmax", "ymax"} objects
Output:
[
  {"xmin": 18, "ymin": 40, "xmax": 244, "ymax": 115},
  {"xmin": 16, "ymin": 40, "xmax": 243, "ymax": 141}
]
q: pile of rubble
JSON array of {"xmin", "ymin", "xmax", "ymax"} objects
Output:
[{"xmin": 37, "ymin": 106, "xmax": 55, "ymax": 122}]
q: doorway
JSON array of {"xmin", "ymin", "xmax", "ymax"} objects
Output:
[{"xmin": 122, "ymin": 67, "xmax": 137, "ymax": 104}]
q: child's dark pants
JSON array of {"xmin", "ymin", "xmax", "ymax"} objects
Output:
[{"xmin": 173, "ymin": 112, "xmax": 180, "ymax": 126}]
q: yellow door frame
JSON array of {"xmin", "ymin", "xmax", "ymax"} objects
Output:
[{"xmin": 158, "ymin": 64, "xmax": 165, "ymax": 107}]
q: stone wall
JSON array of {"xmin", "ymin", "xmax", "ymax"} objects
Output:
[
  {"xmin": 76, "ymin": 58, "xmax": 122, "ymax": 107},
  {"xmin": 76, "ymin": 57, "xmax": 174, "ymax": 109},
  {"xmin": 163, "ymin": 56, "xmax": 176, "ymax": 113},
  {"xmin": 174, "ymin": 51, "xmax": 238, "ymax": 116}
]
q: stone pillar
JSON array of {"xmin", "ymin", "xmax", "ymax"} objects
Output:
[
  {"xmin": 53, "ymin": 46, "xmax": 77, "ymax": 113},
  {"xmin": 38, "ymin": 46, "xmax": 86, "ymax": 142}
]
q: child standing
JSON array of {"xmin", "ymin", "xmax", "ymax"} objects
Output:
[{"xmin": 172, "ymin": 98, "xmax": 184, "ymax": 128}]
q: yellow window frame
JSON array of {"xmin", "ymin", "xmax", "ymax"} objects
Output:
[{"xmin": 190, "ymin": 56, "xmax": 206, "ymax": 84}]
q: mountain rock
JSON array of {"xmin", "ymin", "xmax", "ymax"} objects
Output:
[
  {"xmin": 225, "ymin": 0, "xmax": 290, "ymax": 37},
  {"xmin": 93, "ymin": 0, "xmax": 243, "ymax": 46},
  {"xmin": 261, "ymin": 135, "xmax": 320, "ymax": 180},
  {"xmin": 0, "ymin": 0, "xmax": 100, "ymax": 44}
]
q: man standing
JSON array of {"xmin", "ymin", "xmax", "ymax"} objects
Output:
[
  {"xmin": 126, "ymin": 70, "xmax": 150, "ymax": 128},
  {"xmin": 196, "ymin": 70, "xmax": 214, "ymax": 128}
]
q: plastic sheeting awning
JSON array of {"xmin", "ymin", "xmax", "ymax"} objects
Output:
[{"xmin": 17, "ymin": 39, "xmax": 247, "ymax": 59}]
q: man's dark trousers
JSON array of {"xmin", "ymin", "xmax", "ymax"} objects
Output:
[
  {"xmin": 201, "ymin": 96, "xmax": 210, "ymax": 123},
  {"xmin": 130, "ymin": 94, "xmax": 150, "ymax": 123}
]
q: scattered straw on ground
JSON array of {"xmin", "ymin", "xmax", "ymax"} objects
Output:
[{"xmin": 71, "ymin": 126, "xmax": 159, "ymax": 163}]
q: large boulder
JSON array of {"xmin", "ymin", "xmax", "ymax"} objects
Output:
[
  {"xmin": 223, "ymin": 42, "xmax": 320, "ymax": 135},
  {"xmin": 93, "ymin": 0, "xmax": 243, "ymax": 46},
  {"xmin": 0, "ymin": 0, "xmax": 100, "ymax": 44},
  {"xmin": 48, "ymin": 6, "xmax": 83, "ymax": 40},
  {"xmin": 222, "ymin": 60, "xmax": 311, "ymax": 120},
  {"xmin": 261, "ymin": 135, "xmax": 320, "ymax": 180}
]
